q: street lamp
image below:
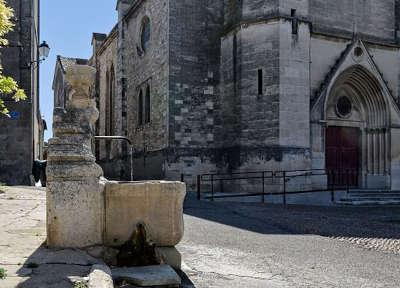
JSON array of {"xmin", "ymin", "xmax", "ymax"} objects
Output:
[
  {"xmin": 38, "ymin": 41, "xmax": 50, "ymax": 61},
  {"xmin": 25, "ymin": 40, "xmax": 50, "ymax": 69}
]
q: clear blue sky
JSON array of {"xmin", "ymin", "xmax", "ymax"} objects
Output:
[{"xmin": 40, "ymin": 0, "xmax": 117, "ymax": 141}]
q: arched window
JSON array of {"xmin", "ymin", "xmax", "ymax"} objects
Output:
[
  {"xmin": 138, "ymin": 90, "xmax": 144, "ymax": 126},
  {"xmin": 140, "ymin": 17, "xmax": 151, "ymax": 52},
  {"xmin": 145, "ymin": 85, "xmax": 151, "ymax": 123}
]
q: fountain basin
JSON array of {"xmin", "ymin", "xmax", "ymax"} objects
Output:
[{"xmin": 104, "ymin": 181, "xmax": 186, "ymax": 247}]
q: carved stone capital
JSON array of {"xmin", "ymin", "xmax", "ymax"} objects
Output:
[{"xmin": 65, "ymin": 65, "xmax": 96, "ymax": 109}]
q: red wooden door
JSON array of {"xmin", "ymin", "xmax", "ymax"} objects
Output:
[{"xmin": 326, "ymin": 126, "xmax": 360, "ymax": 187}]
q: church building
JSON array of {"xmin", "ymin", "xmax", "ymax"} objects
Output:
[{"xmin": 55, "ymin": 0, "xmax": 400, "ymax": 194}]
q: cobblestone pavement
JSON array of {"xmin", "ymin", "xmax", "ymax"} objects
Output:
[
  {"xmin": 229, "ymin": 201, "xmax": 400, "ymax": 255},
  {"xmin": 179, "ymin": 193, "xmax": 400, "ymax": 288}
]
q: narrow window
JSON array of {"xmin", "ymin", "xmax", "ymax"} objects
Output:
[
  {"xmin": 138, "ymin": 90, "xmax": 144, "ymax": 126},
  {"xmin": 145, "ymin": 85, "xmax": 151, "ymax": 123},
  {"xmin": 291, "ymin": 9, "xmax": 298, "ymax": 35},
  {"xmin": 109, "ymin": 66, "xmax": 115, "ymax": 136},
  {"xmin": 105, "ymin": 71, "xmax": 110, "ymax": 136},
  {"xmin": 258, "ymin": 69, "xmax": 263, "ymax": 95},
  {"xmin": 233, "ymin": 34, "xmax": 237, "ymax": 86},
  {"xmin": 121, "ymin": 77, "xmax": 127, "ymax": 119},
  {"xmin": 141, "ymin": 17, "xmax": 151, "ymax": 52}
]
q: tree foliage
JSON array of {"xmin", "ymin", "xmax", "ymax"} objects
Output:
[{"xmin": 0, "ymin": 0, "xmax": 26, "ymax": 116}]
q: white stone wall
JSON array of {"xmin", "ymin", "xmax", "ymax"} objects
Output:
[
  {"xmin": 368, "ymin": 45, "xmax": 400, "ymax": 100},
  {"xmin": 279, "ymin": 20, "xmax": 310, "ymax": 148},
  {"xmin": 310, "ymin": 37, "xmax": 349, "ymax": 97}
]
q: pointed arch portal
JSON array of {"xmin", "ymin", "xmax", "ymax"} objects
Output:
[{"xmin": 324, "ymin": 65, "xmax": 391, "ymax": 188}]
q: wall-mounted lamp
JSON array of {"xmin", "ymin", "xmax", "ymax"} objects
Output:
[
  {"xmin": 24, "ymin": 41, "xmax": 50, "ymax": 69},
  {"xmin": 38, "ymin": 41, "xmax": 50, "ymax": 61}
]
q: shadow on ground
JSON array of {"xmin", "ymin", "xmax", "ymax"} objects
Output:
[
  {"xmin": 15, "ymin": 243, "xmax": 96, "ymax": 288},
  {"xmin": 15, "ymin": 244, "xmax": 197, "ymax": 288},
  {"xmin": 184, "ymin": 192, "xmax": 400, "ymax": 241}
]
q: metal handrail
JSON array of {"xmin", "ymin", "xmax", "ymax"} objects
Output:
[
  {"xmin": 94, "ymin": 136, "xmax": 134, "ymax": 181},
  {"xmin": 196, "ymin": 168, "xmax": 358, "ymax": 204}
]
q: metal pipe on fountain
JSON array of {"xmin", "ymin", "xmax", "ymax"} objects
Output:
[{"xmin": 94, "ymin": 136, "xmax": 134, "ymax": 181}]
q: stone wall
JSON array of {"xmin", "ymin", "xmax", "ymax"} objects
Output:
[
  {"xmin": 88, "ymin": 0, "xmax": 400, "ymax": 193},
  {"xmin": 91, "ymin": 29, "xmax": 133, "ymax": 181},
  {"xmin": 278, "ymin": 0, "xmax": 308, "ymax": 16},
  {"xmin": 231, "ymin": 22, "xmax": 280, "ymax": 147},
  {"xmin": 368, "ymin": 45, "xmax": 400, "ymax": 100},
  {"xmin": 310, "ymin": 0, "xmax": 396, "ymax": 42},
  {"xmin": 0, "ymin": 0, "xmax": 40, "ymax": 185},
  {"xmin": 124, "ymin": 0, "xmax": 169, "ymax": 152},
  {"xmin": 218, "ymin": 16, "xmax": 312, "ymax": 175},
  {"xmin": 94, "ymin": 31, "xmax": 120, "ymax": 160},
  {"xmin": 278, "ymin": 20, "xmax": 310, "ymax": 149},
  {"xmin": 163, "ymin": 0, "xmax": 224, "ymax": 182},
  {"xmin": 310, "ymin": 36, "xmax": 400, "ymax": 103},
  {"xmin": 223, "ymin": 0, "xmax": 397, "ymax": 44},
  {"xmin": 240, "ymin": 0, "xmax": 278, "ymax": 21},
  {"xmin": 118, "ymin": 0, "xmax": 169, "ymax": 180}
]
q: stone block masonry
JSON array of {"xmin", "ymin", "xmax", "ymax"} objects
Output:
[
  {"xmin": 0, "ymin": 0, "xmax": 42, "ymax": 185},
  {"xmin": 47, "ymin": 64, "xmax": 104, "ymax": 248},
  {"xmin": 91, "ymin": 0, "xmax": 400, "ymax": 199}
]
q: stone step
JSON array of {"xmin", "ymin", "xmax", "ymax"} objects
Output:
[
  {"xmin": 349, "ymin": 190, "xmax": 400, "ymax": 194},
  {"xmin": 338, "ymin": 199, "xmax": 400, "ymax": 206},
  {"xmin": 112, "ymin": 265, "xmax": 181, "ymax": 287},
  {"xmin": 343, "ymin": 197, "xmax": 400, "ymax": 202},
  {"xmin": 338, "ymin": 189, "xmax": 400, "ymax": 205},
  {"xmin": 348, "ymin": 194, "xmax": 400, "ymax": 198}
]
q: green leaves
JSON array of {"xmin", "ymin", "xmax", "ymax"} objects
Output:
[
  {"xmin": 0, "ymin": 0, "xmax": 26, "ymax": 116},
  {"xmin": 0, "ymin": 76, "xmax": 27, "ymax": 116},
  {"xmin": 0, "ymin": 267, "xmax": 7, "ymax": 279},
  {"xmin": 0, "ymin": 75, "xmax": 27, "ymax": 99},
  {"xmin": 0, "ymin": 0, "xmax": 14, "ymax": 46}
]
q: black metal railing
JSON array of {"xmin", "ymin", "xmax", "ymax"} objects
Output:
[{"xmin": 196, "ymin": 169, "xmax": 358, "ymax": 204}]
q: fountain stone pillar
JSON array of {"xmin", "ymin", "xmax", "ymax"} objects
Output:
[{"xmin": 46, "ymin": 64, "xmax": 104, "ymax": 248}]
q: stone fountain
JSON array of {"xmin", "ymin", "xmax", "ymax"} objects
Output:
[{"xmin": 46, "ymin": 63, "xmax": 186, "ymax": 279}]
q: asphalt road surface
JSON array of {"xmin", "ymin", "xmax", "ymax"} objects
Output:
[{"xmin": 178, "ymin": 194, "xmax": 400, "ymax": 288}]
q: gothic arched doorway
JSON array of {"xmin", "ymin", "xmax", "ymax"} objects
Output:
[{"xmin": 324, "ymin": 65, "xmax": 390, "ymax": 189}]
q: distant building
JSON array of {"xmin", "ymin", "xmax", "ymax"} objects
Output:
[
  {"xmin": 0, "ymin": 0, "xmax": 45, "ymax": 185},
  {"xmin": 56, "ymin": 0, "xmax": 400, "ymax": 193}
]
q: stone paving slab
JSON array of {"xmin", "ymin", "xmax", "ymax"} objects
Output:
[
  {"xmin": 112, "ymin": 265, "xmax": 181, "ymax": 287},
  {"xmin": 88, "ymin": 264, "xmax": 114, "ymax": 288},
  {"xmin": 0, "ymin": 187, "xmax": 98, "ymax": 288}
]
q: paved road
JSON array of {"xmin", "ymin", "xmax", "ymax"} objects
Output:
[{"xmin": 178, "ymin": 194, "xmax": 400, "ymax": 288}]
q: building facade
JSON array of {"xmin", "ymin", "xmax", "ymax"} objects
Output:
[
  {"xmin": 0, "ymin": 0, "xmax": 45, "ymax": 185},
  {"xmin": 63, "ymin": 0, "xmax": 400, "ymax": 192}
]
